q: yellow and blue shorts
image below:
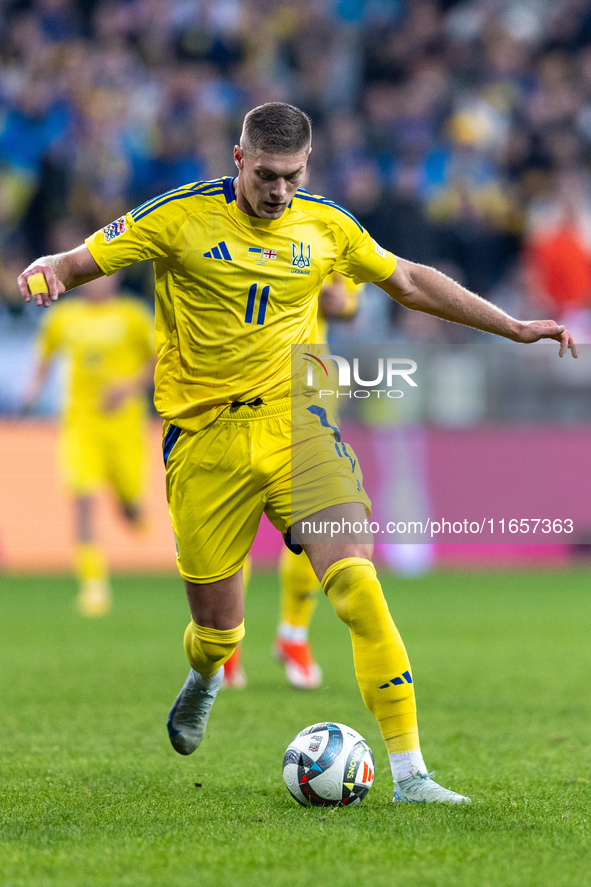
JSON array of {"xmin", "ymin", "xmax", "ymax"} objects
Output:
[
  {"xmin": 163, "ymin": 395, "xmax": 370, "ymax": 584},
  {"xmin": 60, "ymin": 408, "xmax": 147, "ymax": 503}
]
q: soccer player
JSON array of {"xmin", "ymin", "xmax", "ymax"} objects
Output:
[
  {"xmin": 18, "ymin": 103, "xmax": 577, "ymax": 803},
  {"xmin": 22, "ymin": 273, "xmax": 155, "ymax": 616}
]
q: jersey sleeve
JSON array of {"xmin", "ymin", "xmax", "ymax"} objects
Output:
[
  {"xmin": 332, "ymin": 219, "xmax": 397, "ymax": 284},
  {"xmin": 85, "ymin": 199, "xmax": 186, "ymax": 275}
]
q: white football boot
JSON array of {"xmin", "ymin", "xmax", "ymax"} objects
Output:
[
  {"xmin": 167, "ymin": 667, "xmax": 223, "ymax": 755},
  {"xmin": 393, "ymin": 770, "xmax": 471, "ymax": 804}
]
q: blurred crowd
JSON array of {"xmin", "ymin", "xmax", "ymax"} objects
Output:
[{"xmin": 2, "ymin": 0, "xmax": 591, "ymax": 340}]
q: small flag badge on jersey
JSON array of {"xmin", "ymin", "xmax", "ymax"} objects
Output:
[{"xmin": 248, "ymin": 246, "xmax": 278, "ymax": 265}]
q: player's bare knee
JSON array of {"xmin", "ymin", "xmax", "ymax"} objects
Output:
[{"xmin": 183, "ymin": 571, "xmax": 245, "ymax": 630}]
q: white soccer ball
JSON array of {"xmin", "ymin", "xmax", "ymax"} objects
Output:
[{"xmin": 282, "ymin": 722, "xmax": 375, "ymax": 807}]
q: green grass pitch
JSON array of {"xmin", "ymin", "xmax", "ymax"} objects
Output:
[{"xmin": 1, "ymin": 569, "xmax": 589, "ymax": 887}]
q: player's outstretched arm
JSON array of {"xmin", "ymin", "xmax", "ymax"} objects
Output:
[
  {"xmin": 18, "ymin": 245, "xmax": 104, "ymax": 308},
  {"xmin": 379, "ymin": 257, "xmax": 578, "ymax": 358}
]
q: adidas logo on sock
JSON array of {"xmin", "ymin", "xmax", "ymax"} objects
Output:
[
  {"xmin": 379, "ymin": 671, "xmax": 412, "ymax": 689},
  {"xmin": 204, "ymin": 241, "xmax": 232, "ymax": 260}
]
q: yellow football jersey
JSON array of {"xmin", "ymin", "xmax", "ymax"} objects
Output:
[
  {"xmin": 38, "ymin": 296, "xmax": 154, "ymax": 419},
  {"xmin": 85, "ymin": 177, "xmax": 396, "ymax": 432}
]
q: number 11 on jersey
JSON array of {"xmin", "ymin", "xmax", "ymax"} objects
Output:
[{"xmin": 245, "ymin": 284, "xmax": 270, "ymax": 325}]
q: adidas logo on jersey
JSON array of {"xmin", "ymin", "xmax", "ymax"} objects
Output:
[
  {"xmin": 204, "ymin": 241, "xmax": 232, "ymax": 260},
  {"xmin": 378, "ymin": 671, "xmax": 412, "ymax": 689}
]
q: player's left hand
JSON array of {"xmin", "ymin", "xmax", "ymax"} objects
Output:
[{"xmin": 515, "ymin": 320, "xmax": 578, "ymax": 358}]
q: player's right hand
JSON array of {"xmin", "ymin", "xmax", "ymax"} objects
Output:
[{"xmin": 18, "ymin": 264, "xmax": 65, "ymax": 308}]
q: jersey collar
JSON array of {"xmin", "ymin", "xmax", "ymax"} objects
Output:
[{"xmin": 225, "ymin": 177, "xmax": 293, "ymax": 230}]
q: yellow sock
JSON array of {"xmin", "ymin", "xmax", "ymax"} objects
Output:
[
  {"xmin": 75, "ymin": 543, "xmax": 108, "ymax": 584},
  {"xmin": 183, "ymin": 620, "xmax": 245, "ymax": 679},
  {"xmin": 279, "ymin": 548, "xmax": 319, "ymax": 631},
  {"xmin": 322, "ymin": 557, "xmax": 419, "ymax": 754}
]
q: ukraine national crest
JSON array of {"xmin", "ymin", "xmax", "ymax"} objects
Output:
[
  {"xmin": 102, "ymin": 216, "xmax": 127, "ymax": 243},
  {"xmin": 292, "ymin": 242, "xmax": 311, "ymax": 270}
]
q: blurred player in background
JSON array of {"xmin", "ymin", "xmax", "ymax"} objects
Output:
[
  {"xmin": 22, "ymin": 273, "xmax": 155, "ymax": 616},
  {"xmin": 223, "ymin": 271, "xmax": 363, "ymax": 690}
]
